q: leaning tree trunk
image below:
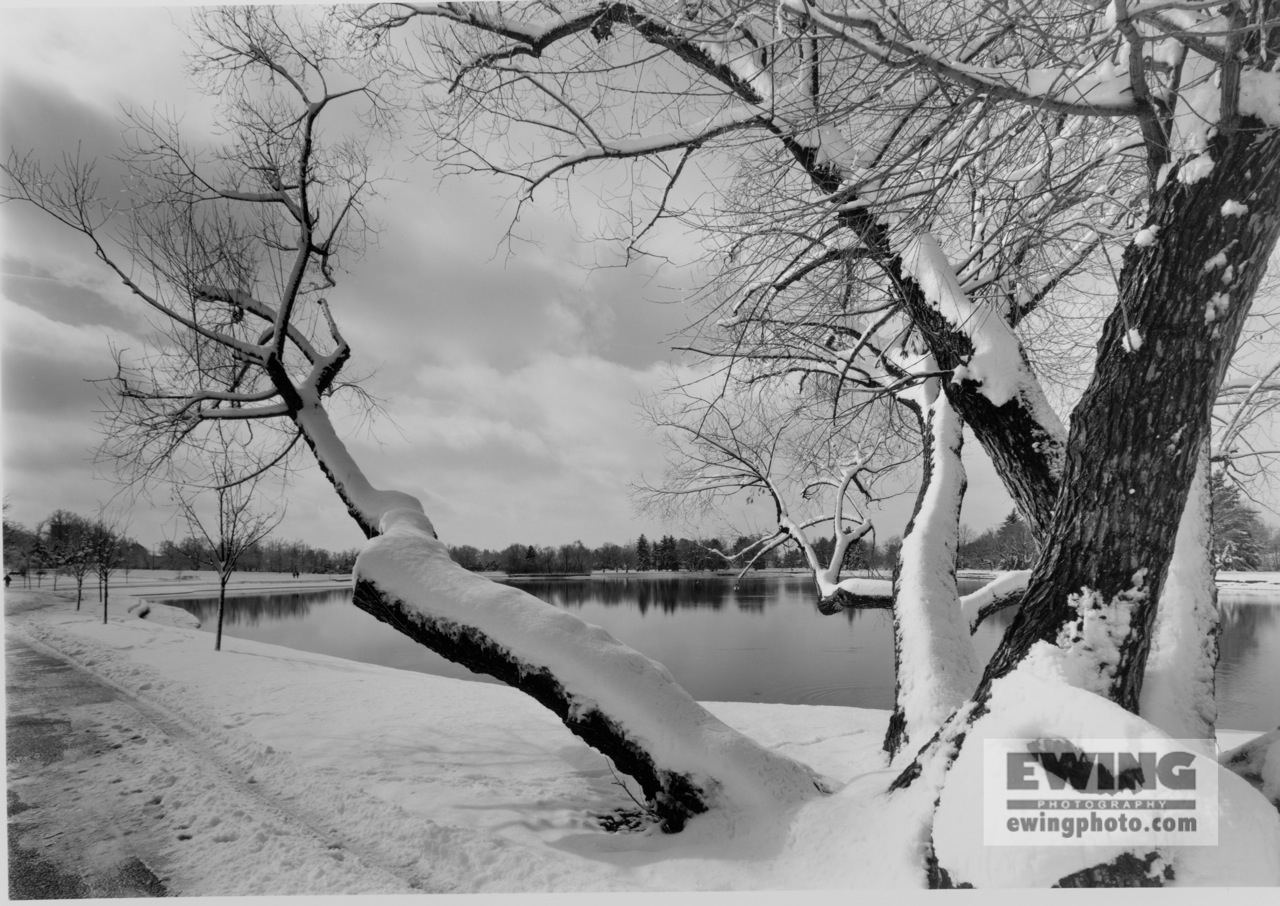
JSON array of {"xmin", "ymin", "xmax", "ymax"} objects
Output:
[
  {"xmin": 830, "ymin": 194, "xmax": 1067, "ymax": 539},
  {"xmin": 891, "ymin": 120, "xmax": 1280, "ymax": 888},
  {"xmin": 882, "ymin": 382, "xmax": 979, "ymax": 761},
  {"xmin": 289, "ymin": 389, "xmax": 828, "ymax": 831}
]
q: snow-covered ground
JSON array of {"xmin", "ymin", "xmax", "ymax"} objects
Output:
[
  {"xmin": 4, "ymin": 574, "xmax": 1277, "ymax": 898},
  {"xmin": 1216, "ymin": 571, "xmax": 1280, "ymax": 593}
]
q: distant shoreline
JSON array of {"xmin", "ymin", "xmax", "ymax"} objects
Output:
[{"xmin": 50, "ymin": 566, "xmax": 1274, "ymax": 608}]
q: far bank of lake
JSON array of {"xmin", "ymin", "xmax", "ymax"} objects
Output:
[{"xmin": 157, "ymin": 572, "xmax": 1280, "ymax": 731}]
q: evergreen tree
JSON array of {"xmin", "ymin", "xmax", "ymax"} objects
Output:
[
  {"xmin": 994, "ymin": 511, "xmax": 1035, "ymax": 569},
  {"xmin": 635, "ymin": 534, "xmax": 651, "ymax": 572},
  {"xmin": 657, "ymin": 535, "xmax": 677, "ymax": 571},
  {"xmin": 1210, "ymin": 472, "xmax": 1266, "ymax": 570}
]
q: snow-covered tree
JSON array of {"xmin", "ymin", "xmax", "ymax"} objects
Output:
[
  {"xmin": 2, "ymin": 6, "xmax": 826, "ymax": 833},
  {"xmin": 352, "ymin": 0, "xmax": 1280, "ymax": 882},
  {"xmin": 7, "ymin": 0, "xmax": 1280, "ymax": 883}
]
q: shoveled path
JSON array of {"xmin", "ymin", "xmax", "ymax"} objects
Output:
[{"xmin": 6, "ymin": 628, "xmax": 169, "ymax": 898}]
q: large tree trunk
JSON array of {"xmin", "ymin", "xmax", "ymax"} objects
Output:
[
  {"xmin": 891, "ymin": 120, "xmax": 1280, "ymax": 887},
  {"xmin": 883, "ymin": 382, "xmax": 979, "ymax": 761},
  {"xmin": 291, "ymin": 395, "xmax": 828, "ymax": 831},
  {"xmin": 977, "ymin": 123, "xmax": 1280, "ymax": 712}
]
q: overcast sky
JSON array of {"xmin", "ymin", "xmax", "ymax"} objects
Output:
[{"xmin": 0, "ymin": 2, "xmax": 1015, "ymax": 555}]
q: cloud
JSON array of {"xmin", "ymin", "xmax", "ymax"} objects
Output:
[
  {"xmin": 0, "ymin": 8, "xmax": 200, "ymax": 127},
  {"xmin": 339, "ymin": 353, "xmax": 681, "ymax": 548},
  {"xmin": 2, "ymin": 257, "xmax": 149, "ymax": 333},
  {"xmin": 0, "ymin": 297, "xmax": 133, "ymax": 413}
]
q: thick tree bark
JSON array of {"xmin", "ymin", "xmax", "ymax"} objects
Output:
[
  {"xmin": 977, "ymin": 123, "xmax": 1280, "ymax": 712},
  {"xmin": 881, "ymin": 120, "xmax": 1280, "ymax": 888}
]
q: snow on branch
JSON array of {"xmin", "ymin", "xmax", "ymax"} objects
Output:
[
  {"xmin": 354, "ymin": 507, "xmax": 830, "ymax": 828},
  {"xmin": 898, "ymin": 233, "xmax": 1040, "ymax": 409},
  {"xmin": 792, "ymin": 1, "xmax": 1141, "ymax": 117},
  {"xmin": 959, "ymin": 569, "xmax": 1030, "ymax": 633}
]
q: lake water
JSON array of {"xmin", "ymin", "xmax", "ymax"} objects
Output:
[{"xmin": 159, "ymin": 574, "xmax": 1280, "ymax": 732}]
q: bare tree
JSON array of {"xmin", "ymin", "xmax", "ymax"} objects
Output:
[
  {"xmin": 8, "ymin": 0, "xmax": 1280, "ymax": 881},
  {"xmin": 172, "ymin": 427, "xmax": 286, "ymax": 651},
  {"xmin": 42, "ymin": 510, "xmax": 97, "ymax": 610},
  {"xmin": 347, "ymin": 0, "xmax": 1280, "ymax": 882},
  {"xmin": 3, "ymin": 6, "xmax": 825, "ymax": 832},
  {"xmin": 87, "ymin": 510, "xmax": 129, "ymax": 625},
  {"xmin": 638, "ymin": 377, "xmax": 895, "ymax": 605}
]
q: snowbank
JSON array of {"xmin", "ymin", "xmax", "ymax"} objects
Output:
[{"xmin": 7, "ymin": 583, "xmax": 1276, "ymax": 895}]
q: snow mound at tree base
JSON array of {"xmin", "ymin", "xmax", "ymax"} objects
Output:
[
  {"xmin": 932, "ymin": 659, "xmax": 1280, "ymax": 887},
  {"xmin": 1221, "ymin": 729, "xmax": 1280, "ymax": 811}
]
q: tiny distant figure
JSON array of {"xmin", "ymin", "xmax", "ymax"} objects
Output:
[{"xmin": 3, "ymin": 572, "xmax": 10, "ymax": 588}]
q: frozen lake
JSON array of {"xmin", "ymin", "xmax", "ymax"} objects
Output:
[{"xmin": 159, "ymin": 574, "xmax": 1280, "ymax": 731}]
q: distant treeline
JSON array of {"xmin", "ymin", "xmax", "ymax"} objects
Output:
[
  {"xmin": 3, "ymin": 508, "xmax": 360, "ymax": 581},
  {"xmin": 446, "ymin": 533, "xmax": 898, "ymax": 575},
  {"xmin": 7, "ymin": 475, "xmax": 1275, "ymax": 587}
]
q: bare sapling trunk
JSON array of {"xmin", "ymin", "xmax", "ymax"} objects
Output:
[
  {"xmin": 216, "ymin": 573, "xmax": 230, "ymax": 652},
  {"xmin": 882, "ymin": 380, "xmax": 979, "ymax": 761}
]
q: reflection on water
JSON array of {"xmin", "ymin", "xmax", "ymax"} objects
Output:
[{"xmin": 158, "ymin": 576, "xmax": 1280, "ymax": 730}]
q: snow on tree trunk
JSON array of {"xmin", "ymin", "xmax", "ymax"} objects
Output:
[
  {"xmin": 292, "ymin": 396, "xmax": 828, "ymax": 830},
  {"xmin": 1139, "ymin": 443, "xmax": 1218, "ymax": 747},
  {"xmin": 883, "ymin": 381, "xmax": 979, "ymax": 761},
  {"xmin": 977, "ymin": 124, "xmax": 1280, "ymax": 715},
  {"xmin": 890, "ymin": 122, "xmax": 1280, "ymax": 887},
  {"xmin": 292, "ymin": 388, "xmax": 422, "ymax": 540},
  {"xmin": 836, "ymin": 209, "xmax": 1067, "ymax": 537}
]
